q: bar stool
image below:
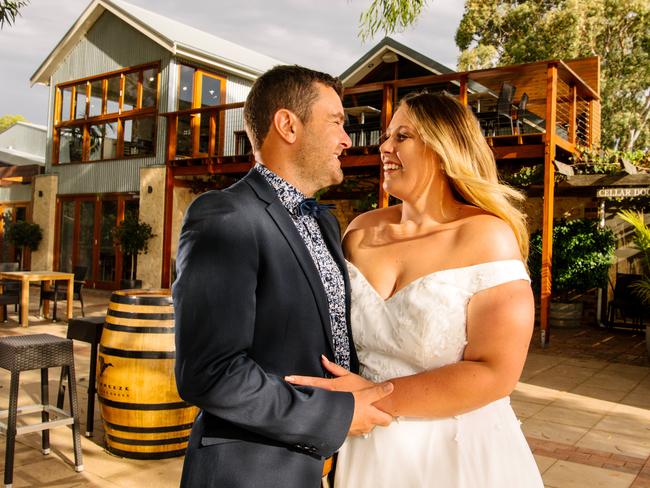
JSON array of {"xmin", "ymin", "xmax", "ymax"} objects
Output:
[
  {"xmin": 0, "ymin": 334, "xmax": 84, "ymax": 488},
  {"xmin": 57, "ymin": 316, "xmax": 105, "ymax": 437}
]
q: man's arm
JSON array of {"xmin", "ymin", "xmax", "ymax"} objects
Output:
[{"xmin": 174, "ymin": 192, "xmax": 355, "ymax": 457}]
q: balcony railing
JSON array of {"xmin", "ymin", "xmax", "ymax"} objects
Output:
[{"xmin": 161, "ymin": 58, "xmax": 600, "ymax": 170}]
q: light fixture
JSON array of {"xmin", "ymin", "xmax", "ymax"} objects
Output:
[
  {"xmin": 147, "ymin": 185, "xmax": 153, "ymax": 194},
  {"xmin": 381, "ymin": 51, "xmax": 399, "ymax": 63},
  {"xmin": 182, "ymin": 86, "xmax": 188, "ymax": 91},
  {"xmin": 149, "ymin": 77, "xmax": 155, "ymax": 82},
  {"xmin": 38, "ymin": 190, "xmax": 43, "ymax": 197}
]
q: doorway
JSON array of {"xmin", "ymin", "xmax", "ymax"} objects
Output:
[{"xmin": 56, "ymin": 194, "xmax": 138, "ymax": 289}]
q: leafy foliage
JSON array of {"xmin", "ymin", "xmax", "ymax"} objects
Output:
[
  {"xmin": 570, "ymin": 145, "xmax": 650, "ymax": 174},
  {"xmin": 618, "ymin": 210, "xmax": 650, "ymax": 305},
  {"xmin": 528, "ymin": 219, "xmax": 616, "ymax": 299},
  {"xmin": 0, "ymin": 0, "xmax": 28, "ymax": 28},
  {"xmin": 113, "ymin": 214, "xmax": 154, "ymax": 256},
  {"xmin": 113, "ymin": 213, "xmax": 155, "ymax": 281},
  {"xmin": 456, "ymin": 0, "xmax": 650, "ymax": 151},
  {"xmin": 0, "ymin": 114, "xmax": 26, "ymax": 134},
  {"xmin": 5, "ymin": 219, "xmax": 42, "ymax": 251},
  {"xmin": 359, "ymin": 0, "xmax": 428, "ymax": 41}
]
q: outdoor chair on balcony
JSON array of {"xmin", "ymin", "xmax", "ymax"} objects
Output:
[
  {"xmin": 494, "ymin": 82, "xmax": 516, "ymax": 135},
  {"xmin": 39, "ymin": 266, "xmax": 87, "ymax": 321},
  {"xmin": 607, "ymin": 273, "xmax": 647, "ymax": 330},
  {"xmin": 515, "ymin": 92, "xmax": 529, "ymax": 135}
]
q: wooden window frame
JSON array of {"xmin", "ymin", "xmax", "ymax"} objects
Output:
[
  {"xmin": 52, "ymin": 62, "xmax": 160, "ymax": 165},
  {"xmin": 176, "ymin": 63, "xmax": 227, "ymax": 157}
]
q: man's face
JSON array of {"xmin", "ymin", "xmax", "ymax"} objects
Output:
[{"xmin": 294, "ymin": 83, "xmax": 352, "ymax": 194}]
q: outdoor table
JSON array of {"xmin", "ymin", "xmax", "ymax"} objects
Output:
[{"xmin": 0, "ymin": 271, "xmax": 74, "ymax": 327}]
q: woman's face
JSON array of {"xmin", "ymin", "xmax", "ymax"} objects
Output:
[{"xmin": 379, "ymin": 106, "xmax": 439, "ymax": 201}]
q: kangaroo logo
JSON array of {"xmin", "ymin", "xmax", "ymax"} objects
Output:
[{"xmin": 99, "ymin": 356, "xmax": 114, "ymax": 377}]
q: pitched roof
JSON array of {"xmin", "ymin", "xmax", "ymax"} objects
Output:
[
  {"xmin": 31, "ymin": 0, "xmax": 284, "ymax": 85},
  {"xmin": 340, "ymin": 37, "xmax": 454, "ymax": 86},
  {"xmin": 0, "ymin": 122, "xmax": 46, "ymax": 166}
]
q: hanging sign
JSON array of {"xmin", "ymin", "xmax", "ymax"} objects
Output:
[{"xmin": 596, "ymin": 187, "xmax": 650, "ymax": 198}]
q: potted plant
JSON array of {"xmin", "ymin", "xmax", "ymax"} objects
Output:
[
  {"xmin": 113, "ymin": 213, "xmax": 155, "ymax": 289},
  {"xmin": 528, "ymin": 219, "xmax": 616, "ymax": 327},
  {"xmin": 4, "ymin": 219, "xmax": 43, "ymax": 270},
  {"xmin": 617, "ymin": 210, "xmax": 650, "ymax": 354}
]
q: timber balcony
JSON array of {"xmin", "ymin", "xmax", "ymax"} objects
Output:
[{"xmin": 161, "ymin": 57, "xmax": 600, "ymax": 179}]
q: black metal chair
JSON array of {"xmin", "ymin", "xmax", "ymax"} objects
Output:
[
  {"xmin": 515, "ymin": 92, "xmax": 529, "ymax": 135},
  {"xmin": 0, "ymin": 262, "xmax": 21, "ymax": 321},
  {"xmin": 39, "ymin": 266, "xmax": 87, "ymax": 321},
  {"xmin": 607, "ymin": 273, "xmax": 647, "ymax": 329},
  {"xmin": 494, "ymin": 82, "xmax": 516, "ymax": 135}
]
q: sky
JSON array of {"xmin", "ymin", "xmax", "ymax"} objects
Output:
[{"xmin": 0, "ymin": 0, "xmax": 465, "ymax": 126}]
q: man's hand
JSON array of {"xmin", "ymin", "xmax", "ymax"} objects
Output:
[{"xmin": 349, "ymin": 382, "xmax": 394, "ymax": 436}]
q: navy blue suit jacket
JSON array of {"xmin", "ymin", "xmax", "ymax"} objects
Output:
[{"xmin": 173, "ymin": 169, "xmax": 358, "ymax": 487}]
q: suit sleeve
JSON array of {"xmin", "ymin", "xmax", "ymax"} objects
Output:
[{"xmin": 173, "ymin": 191, "xmax": 354, "ymax": 458}]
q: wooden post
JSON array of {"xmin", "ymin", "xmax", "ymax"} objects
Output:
[
  {"xmin": 161, "ymin": 116, "xmax": 176, "ymax": 288},
  {"xmin": 459, "ymin": 75, "xmax": 468, "ymax": 106},
  {"xmin": 378, "ymin": 84, "xmax": 394, "ymax": 208},
  {"xmin": 540, "ymin": 63, "xmax": 558, "ymax": 347},
  {"xmin": 568, "ymin": 84, "xmax": 577, "ymax": 144}
]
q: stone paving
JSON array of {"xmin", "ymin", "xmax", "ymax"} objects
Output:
[{"xmin": 0, "ymin": 287, "xmax": 648, "ymax": 487}]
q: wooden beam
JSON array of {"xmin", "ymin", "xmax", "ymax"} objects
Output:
[
  {"xmin": 341, "ymin": 155, "xmax": 381, "ymax": 167},
  {"xmin": 491, "ymin": 145, "xmax": 545, "ymax": 160},
  {"xmin": 459, "ymin": 75, "xmax": 468, "ymax": 106},
  {"xmin": 378, "ymin": 83, "xmax": 394, "ymax": 208},
  {"xmin": 161, "ymin": 166, "xmax": 174, "ymax": 289},
  {"xmin": 0, "ymin": 165, "xmax": 44, "ymax": 178},
  {"xmin": 540, "ymin": 63, "xmax": 558, "ymax": 347}
]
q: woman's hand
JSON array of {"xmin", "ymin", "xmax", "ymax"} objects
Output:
[{"xmin": 285, "ymin": 355, "xmax": 374, "ymax": 392}]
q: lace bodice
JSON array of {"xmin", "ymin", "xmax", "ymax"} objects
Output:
[{"xmin": 347, "ymin": 260, "xmax": 530, "ymax": 383}]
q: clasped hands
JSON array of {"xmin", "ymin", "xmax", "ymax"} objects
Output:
[{"xmin": 285, "ymin": 355, "xmax": 394, "ymax": 436}]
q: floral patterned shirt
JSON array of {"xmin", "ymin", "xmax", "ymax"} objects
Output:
[{"xmin": 255, "ymin": 163, "xmax": 350, "ymax": 369}]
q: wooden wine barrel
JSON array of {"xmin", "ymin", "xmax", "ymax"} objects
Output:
[{"xmin": 97, "ymin": 289, "xmax": 198, "ymax": 459}]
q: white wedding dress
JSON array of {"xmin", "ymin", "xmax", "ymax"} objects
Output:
[{"xmin": 335, "ymin": 260, "xmax": 543, "ymax": 488}]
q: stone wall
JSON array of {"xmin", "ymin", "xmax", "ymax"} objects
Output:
[{"xmin": 31, "ymin": 175, "xmax": 58, "ymax": 270}]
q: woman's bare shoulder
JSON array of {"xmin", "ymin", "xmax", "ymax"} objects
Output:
[
  {"xmin": 343, "ymin": 205, "xmax": 401, "ymax": 237},
  {"xmin": 456, "ymin": 213, "xmax": 522, "ymax": 262}
]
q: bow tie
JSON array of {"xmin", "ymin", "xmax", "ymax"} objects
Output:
[{"xmin": 298, "ymin": 198, "xmax": 335, "ymax": 218}]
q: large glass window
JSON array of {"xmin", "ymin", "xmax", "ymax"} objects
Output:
[
  {"xmin": 60, "ymin": 87, "xmax": 73, "ymax": 122},
  {"xmin": 106, "ymin": 76, "xmax": 121, "ymax": 114},
  {"xmin": 74, "ymin": 83, "xmax": 87, "ymax": 119},
  {"xmin": 54, "ymin": 63, "xmax": 159, "ymax": 164},
  {"xmin": 123, "ymin": 116, "xmax": 155, "ymax": 157},
  {"xmin": 89, "ymin": 80, "xmax": 103, "ymax": 117}
]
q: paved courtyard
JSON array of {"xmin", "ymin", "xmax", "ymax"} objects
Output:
[{"xmin": 0, "ymin": 287, "xmax": 648, "ymax": 487}]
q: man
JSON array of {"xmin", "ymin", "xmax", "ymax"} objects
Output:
[{"xmin": 173, "ymin": 65, "xmax": 393, "ymax": 487}]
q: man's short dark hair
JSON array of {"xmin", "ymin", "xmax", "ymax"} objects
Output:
[{"xmin": 244, "ymin": 65, "xmax": 343, "ymax": 150}]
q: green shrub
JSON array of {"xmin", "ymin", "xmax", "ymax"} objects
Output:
[{"xmin": 528, "ymin": 219, "xmax": 616, "ymax": 300}]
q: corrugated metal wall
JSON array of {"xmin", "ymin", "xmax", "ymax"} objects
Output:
[
  {"xmin": 224, "ymin": 76, "xmax": 252, "ymax": 156},
  {"xmin": 46, "ymin": 11, "xmax": 170, "ymax": 195},
  {"xmin": 0, "ymin": 124, "xmax": 46, "ymax": 158},
  {"xmin": 0, "ymin": 185, "xmax": 32, "ymax": 202}
]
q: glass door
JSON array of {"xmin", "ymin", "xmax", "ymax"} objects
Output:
[{"xmin": 57, "ymin": 195, "xmax": 137, "ymax": 289}]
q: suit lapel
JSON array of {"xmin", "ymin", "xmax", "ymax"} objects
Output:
[{"xmin": 244, "ymin": 171, "xmax": 335, "ymax": 354}]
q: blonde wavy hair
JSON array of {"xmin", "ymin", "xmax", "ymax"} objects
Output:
[{"xmin": 400, "ymin": 92, "xmax": 529, "ymax": 260}]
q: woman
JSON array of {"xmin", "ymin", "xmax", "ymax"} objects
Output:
[{"xmin": 286, "ymin": 92, "xmax": 543, "ymax": 487}]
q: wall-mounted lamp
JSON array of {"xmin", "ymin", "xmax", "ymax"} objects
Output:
[
  {"xmin": 147, "ymin": 185, "xmax": 153, "ymax": 194},
  {"xmin": 38, "ymin": 191, "xmax": 43, "ymax": 197}
]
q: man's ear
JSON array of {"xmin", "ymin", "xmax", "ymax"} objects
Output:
[{"xmin": 272, "ymin": 109, "xmax": 299, "ymax": 144}]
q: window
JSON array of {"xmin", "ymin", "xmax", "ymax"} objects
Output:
[
  {"xmin": 53, "ymin": 63, "xmax": 159, "ymax": 164},
  {"xmin": 175, "ymin": 64, "xmax": 226, "ymax": 157}
]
